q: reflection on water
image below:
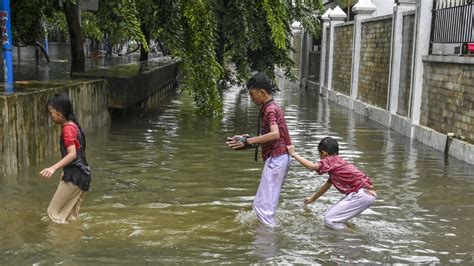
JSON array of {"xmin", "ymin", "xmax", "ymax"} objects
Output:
[
  {"xmin": 6, "ymin": 53, "xmax": 145, "ymax": 81},
  {"xmin": 1, "ymin": 79, "xmax": 473, "ymax": 264}
]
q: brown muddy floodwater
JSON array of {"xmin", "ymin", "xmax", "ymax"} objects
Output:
[{"xmin": 1, "ymin": 78, "xmax": 473, "ymax": 264}]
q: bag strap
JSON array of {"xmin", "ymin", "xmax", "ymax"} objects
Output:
[{"xmin": 254, "ymin": 99, "xmax": 274, "ymax": 161}]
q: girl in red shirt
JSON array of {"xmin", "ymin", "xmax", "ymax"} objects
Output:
[
  {"xmin": 40, "ymin": 93, "xmax": 91, "ymax": 224},
  {"xmin": 287, "ymin": 137, "xmax": 376, "ymax": 230}
]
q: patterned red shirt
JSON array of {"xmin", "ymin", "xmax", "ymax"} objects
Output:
[
  {"xmin": 317, "ymin": 155, "xmax": 373, "ymax": 195},
  {"xmin": 260, "ymin": 100, "xmax": 291, "ymax": 161}
]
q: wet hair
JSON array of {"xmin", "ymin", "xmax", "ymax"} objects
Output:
[
  {"xmin": 46, "ymin": 93, "xmax": 86, "ymax": 149},
  {"xmin": 246, "ymin": 72, "xmax": 274, "ymax": 95},
  {"xmin": 318, "ymin": 137, "xmax": 339, "ymax": 155}
]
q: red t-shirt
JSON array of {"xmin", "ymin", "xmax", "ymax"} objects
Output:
[
  {"xmin": 260, "ymin": 101, "xmax": 291, "ymax": 161},
  {"xmin": 62, "ymin": 123, "xmax": 81, "ymax": 150},
  {"xmin": 317, "ymin": 155, "xmax": 373, "ymax": 195}
]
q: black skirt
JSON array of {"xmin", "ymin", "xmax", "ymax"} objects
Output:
[{"xmin": 63, "ymin": 166, "xmax": 91, "ymax": 191}]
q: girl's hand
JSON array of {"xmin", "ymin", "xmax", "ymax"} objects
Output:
[
  {"xmin": 287, "ymin": 145, "xmax": 296, "ymax": 156},
  {"xmin": 304, "ymin": 196, "xmax": 316, "ymax": 205},
  {"xmin": 39, "ymin": 167, "xmax": 57, "ymax": 180}
]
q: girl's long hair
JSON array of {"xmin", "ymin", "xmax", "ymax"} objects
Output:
[{"xmin": 46, "ymin": 93, "xmax": 86, "ymax": 150}]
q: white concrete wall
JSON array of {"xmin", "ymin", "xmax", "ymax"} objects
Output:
[
  {"xmin": 324, "ymin": 0, "xmax": 394, "ymax": 16},
  {"xmin": 372, "ymin": 0, "xmax": 395, "ymax": 16}
]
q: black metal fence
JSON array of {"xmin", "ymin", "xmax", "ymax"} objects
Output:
[{"xmin": 430, "ymin": 0, "xmax": 474, "ymax": 53}]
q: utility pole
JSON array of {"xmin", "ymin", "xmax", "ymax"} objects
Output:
[
  {"xmin": 0, "ymin": 0, "xmax": 13, "ymax": 92},
  {"xmin": 347, "ymin": 0, "xmax": 352, "ymax": 21}
]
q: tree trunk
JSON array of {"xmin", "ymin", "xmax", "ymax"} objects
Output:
[
  {"xmin": 156, "ymin": 39, "xmax": 167, "ymax": 56},
  {"xmin": 92, "ymin": 39, "xmax": 99, "ymax": 58},
  {"xmin": 139, "ymin": 25, "xmax": 150, "ymax": 61},
  {"xmin": 63, "ymin": 1, "xmax": 85, "ymax": 73}
]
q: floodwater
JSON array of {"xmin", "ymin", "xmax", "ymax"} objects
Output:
[
  {"xmin": 7, "ymin": 56, "xmax": 142, "ymax": 81},
  {"xmin": 1, "ymin": 78, "xmax": 473, "ymax": 264}
]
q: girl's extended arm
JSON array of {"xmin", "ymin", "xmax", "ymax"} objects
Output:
[
  {"xmin": 286, "ymin": 145, "xmax": 320, "ymax": 171},
  {"xmin": 39, "ymin": 145, "xmax": 77, "ymax": 179},
  {"xmin": 304, "ymin": 181, "xmax": 332, "ymax": 205}
]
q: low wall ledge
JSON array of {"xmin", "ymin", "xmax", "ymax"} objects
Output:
[
  {"xmin": 334, "ymin": 21, "xmax": 355, "ymax": 27},
  {"xmin": 361, "ymin": 14, "xmax": 393, "ymax": 24},
  {"xmin": 423, "ymin": 55, "xmax": 474, "ymax": 65},
  {"xmin": 0, "ymin": 80, "xmax": 104, "ymax": 98}
]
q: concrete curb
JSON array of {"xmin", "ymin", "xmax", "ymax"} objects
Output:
[{"xmin": 321, "ymin": 88, "xmax": 474, "ymax": 164}]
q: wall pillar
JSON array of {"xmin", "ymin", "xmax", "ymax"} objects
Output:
[
  {"xmin": 327, "ymin": 6, "xmax": 347, "ymax": 91},
  {"xmin": 299, "ymin": 30, "xmax": 306, "ymax": 83},
  {"xmin": 318, "ymin": 8, "xmax": 332, "ymax": 95},
  {"xmin": 302, "ymin": 31, "xmax": 313, "ymax": 87},
  {"xmin": 410, "ymin": 0, "xmax": 433, "ymax": 128},
  {"xmin": 351, "ymin": 0, "xmax": 376, "ymax": 101},
  {"xmin": 388, "ymin": 0, "xmax": 416, "ymax": 113},
  {"xmin": 291, "ymin": 21, "xmax": 303, "ymax": 78},
  {"xmin": 299, "ymin": 29, "xmax": 312, "ymax": 87}
]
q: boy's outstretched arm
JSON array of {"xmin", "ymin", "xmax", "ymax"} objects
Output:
[
  {"xmin": 304, "ymin": 181, "xmax": 332, "ymax": 205},
  {"xmin": 286, "ymin": 145, "xmax": 320, "ymax": 171},
  {"xmin": 246, "ymin": 124, "xmax": 279, "ymax": 145},
  {"xmin": 227, "ymin": 123, "xmax": 279, "ymax": 149}
]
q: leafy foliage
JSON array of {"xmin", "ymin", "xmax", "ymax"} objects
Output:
[
  {"xmin": 11, "ymin": 0, "xmax": 52, "ymax": 45},
  {"xmin": 45, "ymin": 11, "xmax": 67, "ymax": 33},
  {"xmin": 10, "ymin": 0, "xmax": 322, "ymax": 114},
  {"xmin": 81, "ymin": 11, "xmax": 102, "ymax": 41},
  {"xmin": 152, "ymin": 0, "xmax": 184, "ymax": 55},
  {"xmin": 335, "ymin": 0, "xmax": 354, "ymax": 8},
  {"xmin": 96, "ymin": 0, "xmax": 148, "ymax": 51},
  {"xmin": 181, "ymin": 0, "xmax": 223, "ymax": 115},
  {"xmin": 214, "ymin": 0, "xmax": 322, "ymax": 84}
]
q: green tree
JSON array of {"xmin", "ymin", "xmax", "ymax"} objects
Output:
[
  {"xmin": 135, "ymin": 0, "xmax": 184, "ymax": 60},
  {"xmin": 179, "ymin": 0, "xmax": 322, "ymax": 114},
  {"xmin": 134, "ymin": 0, "xmax": 322, "ymax": 115},
  {"xmin": 213, "ymin": 0, "xmax": 322, "ymax": 83},
  {"xmin": 95, "ymin": 0, "xmax": 148, "ymax": 56},
  {"xmin": 181, "ymin": 0, "xmax": 223, "ymax": 115},
  {"xmin": 336, "ymin": 0, "xmax": 355, "ymax": 19},
  {"xmin": 11, "ymin": 0, "xmax": 53, "ymax": 45},
  {"xmin": 12, "ymin": 0, "xmax": 322, "ymax": 115}
]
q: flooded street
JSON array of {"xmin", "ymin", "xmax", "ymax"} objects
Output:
[{"xmin": 1, "ymin": 78, "xmax": 473, "ymax": 264}]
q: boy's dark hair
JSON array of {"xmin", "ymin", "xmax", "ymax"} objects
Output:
[
  {"xmin": 246, "ymin": 72, "xmax": 273, "ymax": 95},
  {"xmin": 318, "ymin": 137, "xmax": 339, "ymax": 155}
]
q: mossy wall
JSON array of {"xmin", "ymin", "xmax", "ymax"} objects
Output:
[
  {"xmin": 1, "ymin": 60, "xmax": 181, "ymax": 176},
  {"xmin": 421, "ymin": 61, "xmax": 474, "ymax": 143},
  {"xmin": 358, "ymin": 17, "xmax": 392, "ymax": 108},
  {"xmin": 0, "ymin": 80, "xmax": 110, "ymax": 176},
  {"xmin": 332, "ymin": 23, "xmax": 354, "ymax": 96}
]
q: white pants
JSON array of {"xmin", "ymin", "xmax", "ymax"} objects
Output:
[
  {"xmin": 324, "ymin": 188, "xmax": 376, "ymax": 229},
  {"xmin": 252, "ymin": 154, "xmax": 291, "ymax": 227}
]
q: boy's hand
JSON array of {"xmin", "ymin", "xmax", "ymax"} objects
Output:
[
  {"xmin": 304, "ymin": 196, "xmax": 316, "ymax": 205},
  {"xmin": 287, "ymin": 145, "xmax": 296, "ymax": 156},
  {"xmin": 226, "ymin": 135, "xmax": 247, "ymax": 150}
]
